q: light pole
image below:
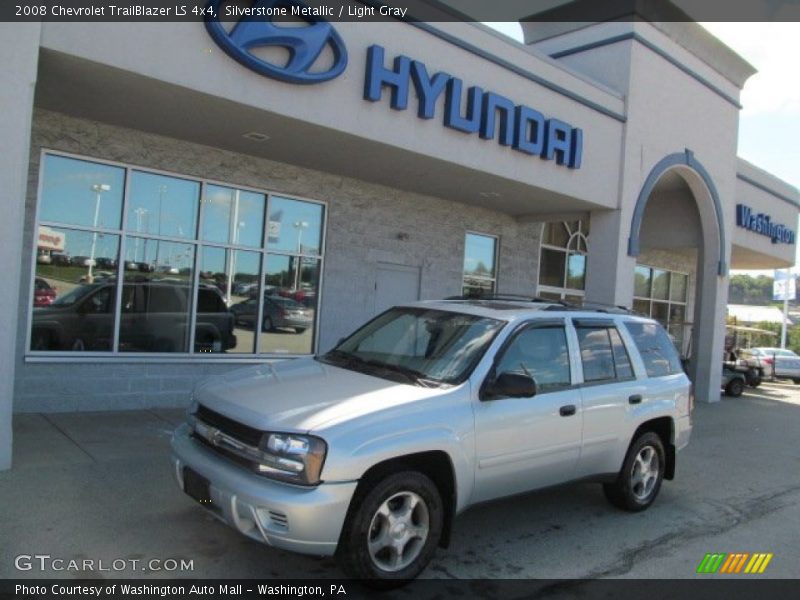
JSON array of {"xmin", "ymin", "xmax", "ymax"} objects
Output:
[
  {"xmin": 133, "ymin": 207, "xmax": 148, "ymax": 261},
  {"xmin": 89, "ymin": 184, "xmax": 111, "ymax": 283},
  {"xmin": 293, "ymin": 220, "xmax": 308, "ymax": 291}
]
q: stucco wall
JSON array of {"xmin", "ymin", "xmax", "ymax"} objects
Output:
[{"xmin": 14, "ymin": 109, "xmax": 543, "ymax": 412}]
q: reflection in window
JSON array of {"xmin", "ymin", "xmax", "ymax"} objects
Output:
[
  {"xmin": 200, "ymin": 247, "xmax": 260, "ymax": 353},
  {"xmin": 39, "ymin": 155, "xmax": 125, "ymax": 230},
  {"xmin": 633, "ymin": 264, "xmax": 689, "ymax": 355},
  {"xmin": 538, "ymin": 220, "xmax": 589, "ymax": 302},
  {"xmin": 31, "ymin": 152, "xmax": 326, "ymax": 356},
  {"xmin": 31, "ymin": 228, "xmax": 120, "ymax": 351},
  {"xmin": 267, "ymin": 196, "xmax": 324, "ymax": 256},
  {"xmin": 463, "ymin": 232, "xmax": 498, "ymax": 297},
  {"xmin": 259, "ymin": 254, "xmax": 319, "ymax": 354},
  {"xmin": 202, "ymin": 185, "xmax": 266, "ymax": 248},
  {"xmin": 576, "ymin": 325, "xmax": 635, "ymax": 382},
  {"xmin": 127, "ymin": 171, "xmax": 199, "ymax": 239},
  {"xmin": 496, "ymin": 327, "xmax": 571, "ymax": 393}
]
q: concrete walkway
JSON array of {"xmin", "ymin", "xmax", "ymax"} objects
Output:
[{"xmin": 2, "ymin": 384, "xmax": 799, "ymax": 580}]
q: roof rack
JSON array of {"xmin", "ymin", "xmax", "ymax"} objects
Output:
[
  {"xmin": 544, "ymin": 300, "xmax": 635, "ymax": 315},
  {"xmin": 444, "ymin": 294, "xmax": 568, "ymax": 305}
]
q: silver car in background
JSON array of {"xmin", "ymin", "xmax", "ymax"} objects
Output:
[
  {"xmin": 740, "ymin": 347, "xmax": 800, "ymax": 383},
  {"xmin": 171, "ymin": 298, "xmax": 692, "ymax": 585}
]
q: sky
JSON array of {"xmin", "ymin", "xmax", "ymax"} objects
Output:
[{"xmin": 485, "ymin": 22, "xmax": 800, "ymax": 275}]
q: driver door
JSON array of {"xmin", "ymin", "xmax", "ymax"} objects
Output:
[{"xmin": 472, "ymin": 321, "xmax": 582, "ymax": 503}]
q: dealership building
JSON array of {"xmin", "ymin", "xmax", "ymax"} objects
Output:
[{"xmin": 2, "ymin": 1, "xmax": 799, "ymax": 469}]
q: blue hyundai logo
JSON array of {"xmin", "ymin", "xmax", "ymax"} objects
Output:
[{"xmin": 205, "ymin": 0, "xmax": 348, "ymax": 84}]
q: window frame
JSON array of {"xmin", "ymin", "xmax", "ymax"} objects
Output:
[
  {"xmin": 573, "ymin": 321, "xmax": 637, "ymax": 385},
  {"xmin": 462, "ymin": 230, "xmax": 499, "ymax": 297},
  {"xmin": 537, "ymin": 220, "xmax": 589, "ymax": 301},
  {"xmin": 26, "ymin": 149, "xmax": 328, "ymax": 362},
  {"xmin": 482, "ymin": 319, "xmax": 574, "ymax": 398},
  {"xmin": 632, "ymin": 263, "xmax": 689, "ymax": 354}
]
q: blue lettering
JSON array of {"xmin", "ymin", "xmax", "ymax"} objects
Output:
[
  {"xmin": 444, "ymin": 78, "xmax": 482, "ymax": 134},
  {"xmin": 364, "ymin": 45, "xmax": 410, "ymax": 110},
  {"xmin": 736, "ymin": 204, "xmax": 795, "ymax": 245},
  {"xmin": 569, "ymin": 128, "xmax": 583, "ymax": 169},
  {"xmin": 513, "ymin": 105, "xmax": 545, "ymax": 156},
  {"xmin": 543, "ymin": 118, "xmax": 573, "ymax": 165},
  {"xmin": 480, "ymin": 92, "xmax": 515, "ymax": 146},
  {"xmin": 410, "ymin": 61, "xmax": 450, "ymax": 119}
]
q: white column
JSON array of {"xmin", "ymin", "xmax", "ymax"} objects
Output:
[
  {"xmin": 584, "ymin": 209, "xmax": 637, "ymax": 307},
  {"xmin": 0, "ymin": 23, "xmax": 40, "ymax": 470}
]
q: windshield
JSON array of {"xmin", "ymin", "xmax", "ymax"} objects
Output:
[{"xmin": 319, "ymin": 307, "xmax": 505, "ymax": 386}]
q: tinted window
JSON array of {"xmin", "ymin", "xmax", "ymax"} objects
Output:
[
  {"xmin": 609, "ymin": 328, "xmax": 634, "ymax": 379},
  {"xmin": 624, "ymin": 321, "xmax": 683, "ymax": 377},
  {"xmin": 576, "ymin": 327, "xmax": 616, "ymax": 382},
  {"xmin": 496, "ymin": 326, "xmax": 571, "ymax": 393}
]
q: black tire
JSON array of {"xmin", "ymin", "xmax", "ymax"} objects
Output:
[
  {"xmin": 725, "ymin": 378, "xmax": 745, "ymax": 397},
  {"xmin": 603, "ymin": 432, "xmax": 665, "ymax": 512},
  {"xmin": 337, "ymin": 471, "xmax": 443, "ymax": 588},
  {"xmin": 748, "ymin": 376, "xmax": 762, "ymax": 388},
  {"xmin": 793, "ymin": 379, "xmax": 800, "ymax": 385},
  {"xmin": 263, "ymin": 317, "xmax": 273, "ymax": 332},
  {"xmin": 294, "ymin": 327, "xmax": 307, "ymax": 334},
  {"xmin": 31, "ymin": 331, "xmax": 52, "ymax": 351}
]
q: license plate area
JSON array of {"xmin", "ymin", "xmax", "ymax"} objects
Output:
[{"xmin": 183, "ymin": 467, "xmax": 212, "ymax": 506}]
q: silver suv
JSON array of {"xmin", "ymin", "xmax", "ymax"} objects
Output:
[{"xmin": 171, "ymin": 298, "xmax": 693, "ymax": 584}]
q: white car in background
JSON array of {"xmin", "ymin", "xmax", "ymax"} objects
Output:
[{"xmin": 740, "ymin": 347, "xmax": 800, "ymax": 383}]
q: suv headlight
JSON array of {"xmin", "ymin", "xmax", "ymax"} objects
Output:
[{"xmin": 257, "ymin": 433, "xmax": 327, "ymax": 485}]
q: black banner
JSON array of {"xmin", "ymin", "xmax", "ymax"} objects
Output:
[
  {"xmin": 2, "ymin": 0, "xmax": 800, "ymax": 23},
  {"xmin": 2, "ymin": 579, "xmax": 800, "ymax": 600}
]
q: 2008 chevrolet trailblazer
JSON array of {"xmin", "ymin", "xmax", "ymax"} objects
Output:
[{"xmin": 171, "ymin": 297, "xmax": 692, "ymax": 584}]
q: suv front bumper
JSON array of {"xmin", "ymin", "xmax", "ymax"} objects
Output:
[{"xmin": 170, "ymin": 423, "xmax": 357, "ymax": 556}]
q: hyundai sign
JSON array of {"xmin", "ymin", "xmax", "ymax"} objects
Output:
[{"xmin": 206, "ymin": 0, "xmax": 583, "ymax": 169}]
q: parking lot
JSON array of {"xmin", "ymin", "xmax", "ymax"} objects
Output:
[{"xmin": 2, "ymin": 382, "xmax": 799, "ymax": 580}]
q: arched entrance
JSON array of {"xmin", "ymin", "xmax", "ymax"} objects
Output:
[{"xmin": 628, "ymin": 150, "xmax": 728, "ymax": 403}]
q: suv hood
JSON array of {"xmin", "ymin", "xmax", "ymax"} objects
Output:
[{"xmin": 193, "ymin": 357, "xmax": 446, "ymax": 433}]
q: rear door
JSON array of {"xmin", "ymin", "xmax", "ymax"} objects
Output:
[
  {"xmin": 573, "ymin": 318, "xmax": 644, "ymax": 478},
  {"xmin": 472, "ymin": 320, "xmax": 582, "ymax": 503}
]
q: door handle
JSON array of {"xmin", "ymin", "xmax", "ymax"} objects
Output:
[
  {"xmin": 559, "ymin": 404, "xmax": 577, "ymax": 417},
  {"xmin": 628, "ymin": 394, "xmax": 643, "ymax": 405}
]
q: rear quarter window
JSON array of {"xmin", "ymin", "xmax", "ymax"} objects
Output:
[{"xmin": 624, "ymin": 321, "xmax": 683, "ymax": 378}]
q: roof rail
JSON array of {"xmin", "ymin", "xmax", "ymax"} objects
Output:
[
  {"xmin": 544, "ymin": 300, "xmax": 635, "ymax": 315},
  {"xmin": 444, "ymin": 294, "xmax": 568, "ymax": 305}
]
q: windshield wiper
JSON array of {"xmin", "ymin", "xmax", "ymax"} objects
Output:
[{"xmin": 320, "ymin": 350, "xmax": 443, "ymax": 388}]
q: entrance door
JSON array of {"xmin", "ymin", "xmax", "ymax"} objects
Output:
[{"xmin": 374, "ymin": 263, "xmax": 420, "ymax": 315}]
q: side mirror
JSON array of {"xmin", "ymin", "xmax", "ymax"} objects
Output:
[{"xmin": 484, "ymin": 371, "xmax": 537, "ymax": 399}]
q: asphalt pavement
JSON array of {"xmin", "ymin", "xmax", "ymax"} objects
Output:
[{"xmin": 1, "ymin": 382, "xmax": 799, "ymax": 581}]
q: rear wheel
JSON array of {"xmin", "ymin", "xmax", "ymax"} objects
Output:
[
  {"xmin": 793, "ymin": 379, "xmax": 800, "ymax": 385},
  {"xmin": 725, "ymin": 378, "xmax": 745, "ymax": 397},
  {"xmin": 294, "ymin": 327, "xmax": 307, "ymax": 334},
  {"xmin": 337, "ymin": 471, "xmax": 442, "ymax": 587},
  {"xmin": 263, "ymin": 317, "xmax": 273, "ymax": 332},
  {"xmin": 603, "ymin": 432, "xmax": 665, "ymax": 512}
]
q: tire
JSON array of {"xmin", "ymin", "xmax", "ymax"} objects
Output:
[
  {"xmin": 337, "ymin": 471, "xmax": 443, "ymax": 587},
  {"xmin": 748, "ymin": 376, "xmax": 762, "ymax": 388},
  {"xmin": 725, "ymin": 378, "xmax": 745, "ymax": 397},
  {"xmin": 793, "ymin": 379, "xmax": 800, "ymax": 385},
  {"xmin": 263, "ymin": 317, "xmax": 273, "ymax": 332},
  {"xmin": 31, "ymin": 331, "xmax": 52, "ymax": 351},
  {"xmin": 603, "ymin": 432, "xmax": 665, "ymax": 512},
  {"xmin": 294, "ymin": 327, "xmax": 307, "ymax": 334},
  {"xmin": 71, "ymin": 338, "xmax": 85, "ymax": 352}
]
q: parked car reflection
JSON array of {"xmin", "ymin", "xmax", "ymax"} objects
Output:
[
  {"xmin": 230, "ymin": 294, "xmax": 313, "ymax": 334},
  {"xmin": 31, "ymin": 280, "xmax": 236, "ymax": 353}
]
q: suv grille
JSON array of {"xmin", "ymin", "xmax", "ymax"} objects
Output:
[{"xmin": 194, "ymin": 404, "xmax": 263, "ymax": 447}]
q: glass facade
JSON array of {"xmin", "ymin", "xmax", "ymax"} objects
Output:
[{"xmin": 30, "ymin": 153, "xmax": 325, "ymax": 356}]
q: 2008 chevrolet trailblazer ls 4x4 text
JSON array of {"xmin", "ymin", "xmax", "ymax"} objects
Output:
[{"xmin": 171, "ymin": 297, "xmax": 693, "ymax": 584}]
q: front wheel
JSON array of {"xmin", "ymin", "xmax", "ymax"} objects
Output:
[
  {"xmin": 725, "ymin": 378, "xmax": 745, "ymax": 397},
  {"xmin": 603, "ymin": 432, "xmax": 665, "ymax": 512},
  {"xmin": 337, "ymin": 471, "xmax": 443, "ymax": 587}
]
